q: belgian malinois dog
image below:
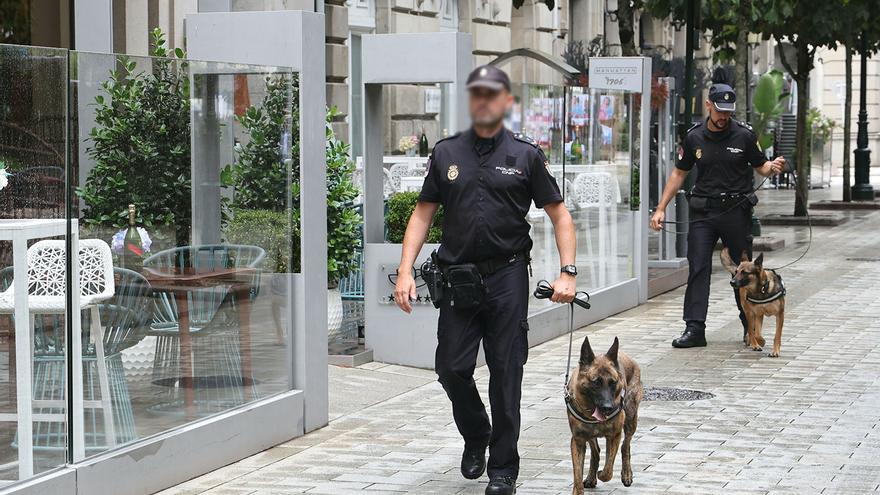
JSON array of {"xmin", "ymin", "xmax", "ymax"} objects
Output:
[
  {"xmin": 567, "ymin": 336, "xmax": 643, "ymax": 493},
  {"xmin": 721, "ymin": 247, "xmax": 786, "ymax": 357}
]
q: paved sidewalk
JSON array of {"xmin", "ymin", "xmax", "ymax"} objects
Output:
[{"xmin": 160, "ymin": 191, "xmax": 880, "ymax": 495}]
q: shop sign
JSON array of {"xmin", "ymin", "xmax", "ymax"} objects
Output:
[{"xmin": 588, "ymin": 58, "xmax": 645, "ymax": 92}]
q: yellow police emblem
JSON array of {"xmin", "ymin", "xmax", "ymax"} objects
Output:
[
  {"xmin": 447, "ymin": 165, "xmax": 459, "ymax": 181},
  {"xmin": 695, "ymin": 148, "xmax": 702, "ymax": 160}
]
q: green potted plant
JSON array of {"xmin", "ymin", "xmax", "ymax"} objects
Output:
[
  {"xmin": 77, "ymin": 29, "xmax": 191, "ymax": 250},
  {"xmin": 807, "ymin": 107, "xmax": 835, "ymax": 187},
  {"xmin": 385, "ymin": 191, "xmax": 443, "ymax": 243},
  {"xmin": 751, "ymin": 69, "xmax": 790, "ymax": 152},
  {"xmin": 222, "ymin": 73, "xmax": 361, "ymax": 338}
]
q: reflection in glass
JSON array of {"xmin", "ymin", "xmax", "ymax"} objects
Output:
[{"xmin": 72, "ymin": 48, "xmax": 299, "ymax": 450}]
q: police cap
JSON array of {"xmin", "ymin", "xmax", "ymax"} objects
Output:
[
  {"xmin": 708, "ymin": 83, "xmax": 736, "ymax": 112},
  {"xmin": 466, "ymin": 65, "xmax": 511, "ymax": 92}
]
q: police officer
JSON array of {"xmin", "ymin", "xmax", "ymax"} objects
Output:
[
  {"xmin": 650, "ymin": 83, "xmax": 785, "ymax": 348},
  {"xmin": 393, "ymin": 65, "xmax": 577, "ymax": 495}
]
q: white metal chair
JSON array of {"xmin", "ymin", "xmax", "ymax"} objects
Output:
[
  {"xmin": 0, "ymin": 239, "xmax": 117, "ymax": 447},
  {"xmin": 573, "ymin": 172, "xmax": 621, "ymax": 288}
]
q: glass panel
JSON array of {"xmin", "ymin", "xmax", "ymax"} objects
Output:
[
  {"xmin": 69, "ymin": 48, "xmax": 299, "ymax": 458},
  {"xmin": 0, "ymin": 44, "xmax": 70, "ymax": 482}
]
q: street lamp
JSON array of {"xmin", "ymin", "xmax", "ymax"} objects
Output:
[
  {"xmin": 852, "ymin": 31, "xmax": 874, "ymax": 201},
  {"xmin": 745, "ymin": 33, "xmax": 760, "ymax": 123}
]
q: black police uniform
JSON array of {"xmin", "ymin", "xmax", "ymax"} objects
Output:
[
  {"xmin": 419, "ymin": 127, "xmax": 562, "ymax": 480},
  {"xmin": 677, "ymin": 119, "xmax": 767, "ymax": 334}
]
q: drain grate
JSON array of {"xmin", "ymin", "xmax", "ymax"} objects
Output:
[
  {"xmin": 846, "ymin": 257, "xmax": 880, "ymax": 262},
  {"xmin": 643, "ymin": 387, "xmax": 715, "ymax": 401}
]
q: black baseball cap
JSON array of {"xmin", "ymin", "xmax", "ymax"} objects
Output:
[
  {"xmin": 466, "ymin": 65, "xmax": 511, "ymax": 92},
  {"xmin": 708, "ymin": 83, "xmax": 736, "ymax": 112}
]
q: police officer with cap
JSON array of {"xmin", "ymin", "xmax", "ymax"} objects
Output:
[
  {"xmin": 394, "ymin": 65, "xmax": 577, "ymax": 494},
  {"xmin": 650, "ymin": 83, "xmax": 786, "ymax": 348}
]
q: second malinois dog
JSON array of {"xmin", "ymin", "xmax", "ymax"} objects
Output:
[
  {"xmin": 721, "ymin": 247, "xmax": 786, "ymax": 357},
  {"xmin": 567, "ymin": 336, "xmax": 643, "ymax": 493}
]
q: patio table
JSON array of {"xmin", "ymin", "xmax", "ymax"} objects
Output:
[
  {"xmin": 142, "ymin": 266, "xmax": 257, "ymax": 420},
  {"xmin": 0, "ymin": 219, "xmax": 79, "ymax": 479}
]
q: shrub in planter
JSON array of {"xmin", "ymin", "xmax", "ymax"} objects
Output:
[
  {"xmin": 225, "ymin": 208, "xmax": 291, "ymax": 273},
  {"xmin": 77, "ymin": 29, "xmax": 191, "ymax": 248},
  {"xmin": 385, "ymin": 191, "xmax": 443, "ymax": 244}
]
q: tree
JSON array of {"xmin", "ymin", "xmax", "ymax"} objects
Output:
[
  {"xmin": 754, "ymin": 0, "xmax": 844, "ymax": 216},
  {"xmin": 834, "ymin": 0, "xmax": 880, "ymax": 202}
]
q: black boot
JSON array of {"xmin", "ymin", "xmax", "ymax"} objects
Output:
[
  {"xmin": 672, "ymin": 326, "xmax": 707, "ymax": 348},
  {"xmin": 485, "ymin": 476, "xmax": 516, "ymax": 494},
  {"xmin": 460, "ymin": 444, "xmax": 487, "ymax": 480}
]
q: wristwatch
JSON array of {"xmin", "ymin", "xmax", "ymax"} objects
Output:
[{"xmin": 561, "ymin": 264, "xmax": 578, "ymax": 277}]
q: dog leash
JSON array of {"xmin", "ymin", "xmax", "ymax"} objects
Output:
[
  {"xmin": 654, "ymin": 169, "xmax": 813, "ymax": 272},
  {"xmin": 533, "ymin": 280, "xmax": 590, "ymax": 396}
]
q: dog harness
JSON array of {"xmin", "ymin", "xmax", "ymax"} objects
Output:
[
  {"xmin": 564, "ymin": 388, "xmax": 627, "ymax": 425},
  {"xmin": 746, "ymin": 270, "xmax": 786, "ymax": 304}
]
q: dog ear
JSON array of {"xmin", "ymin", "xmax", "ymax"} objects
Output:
[
  {"xmin": 606, "ymin": 336, "xmax": 619, "ymax": 363},
  {"xmin": 754, "ymin": 252, "xmax": 764, "ymax": 268},
  {"xmin": 741, "ymin": 249, "xmax": 751, "ymax": 262},
  {"xmin": 579, "ymin": 336, "xmax": 595, "ymax": 367},
  {"xmin": 720, "ymin": 248, "xmax": 738, "ymax": 274}
]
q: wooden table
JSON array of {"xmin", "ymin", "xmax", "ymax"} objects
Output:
[
  {"xmin": 142, "ymin": 267, "xmax": 258, "ymax": 419},
  {"xmin": 0, "ymin": 219, "xmax": 79, "ymax": 479}
]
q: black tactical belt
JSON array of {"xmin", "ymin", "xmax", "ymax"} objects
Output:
[{"xmin": 474, "ymin": 252, "xmax": 529, "ymax": 276}]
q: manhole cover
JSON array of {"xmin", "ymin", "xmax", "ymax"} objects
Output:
[{"xmin": 642, "ymin": 387, "xmax": 714, "ymax": 401}]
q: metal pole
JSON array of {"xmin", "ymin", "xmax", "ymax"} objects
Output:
[
  {"xmin": 852, "ymin": 31, "xmax": 874, "ymax": 201},
  {"xmin": 675, "ymin": 0, "xmax": 697, "ymax": 256}
]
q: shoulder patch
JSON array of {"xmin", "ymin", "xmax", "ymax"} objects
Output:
[
  {"xmin": 513, "ymin": 132, "xmax": 539, "ymax": 148},
  {"xmin": 736, "ymin": 120, "xmax": 755, "ymax": 132}
]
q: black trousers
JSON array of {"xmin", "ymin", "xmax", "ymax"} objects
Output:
[
  {"xmin": 683, "ymin": 205, "xmax": 753, "ymax": 330},
  {"xmin": 435, "ymin": 260, "xmax": 529, "ymax": 480}
]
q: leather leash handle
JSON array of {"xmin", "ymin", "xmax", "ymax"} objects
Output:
[{"xmin": 533, "ymin": 280, "xmax": 591, "ymax": 310}]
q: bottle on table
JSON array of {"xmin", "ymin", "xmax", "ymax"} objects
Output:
[
  {"xmin": 419, "ymin": 129, "xmax": 429, "ymax": 157},
  {"xmin": 121, "ymin": 204, "xmax": 144, "ymax": 271}
]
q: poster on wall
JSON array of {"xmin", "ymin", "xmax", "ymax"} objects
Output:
[{"xmin": 424, "ymin": 87, "xmax": 442, "ymax": 114}]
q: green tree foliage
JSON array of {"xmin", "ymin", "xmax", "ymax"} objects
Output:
[
  {"xmin": 324, "ymin": 108, "xmax": 362, "ymax": 285},
  {"xmin": 78, "ymin": 29, "xmax": 192, "ymax": 245}
]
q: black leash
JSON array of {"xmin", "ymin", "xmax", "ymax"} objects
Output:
[
  {"xmin": 654, "ymin": 170, "xmax": 812, "ymax": 272},
  {"xmin": 533, "ymin": 280, "xmax": 590, "ymax": 398}
]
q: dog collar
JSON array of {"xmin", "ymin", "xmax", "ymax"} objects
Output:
[
  {"xmin": 564, "ymin": 389, "xmax": 626, "ymax": 425},
  {"xmin": 747, "ymin": 271, "xmax": 786, "ymax": 304}
]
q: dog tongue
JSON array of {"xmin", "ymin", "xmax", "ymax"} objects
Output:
[{"xmin": 592, "ymin": 408, "xmax": 606, "ymax": 421}]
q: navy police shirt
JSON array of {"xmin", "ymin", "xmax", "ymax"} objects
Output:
[
  {"xmin": 419, "ymin": 128, "xmax": 563, "ymax": 264},
  {"xmin": 676, "ymin": 119, "xmax": 767, "ymax": 197}
]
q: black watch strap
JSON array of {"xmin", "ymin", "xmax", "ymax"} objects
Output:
[{"xmin": 561, "ymin": 264, "xmax": 578, "ymax": 276}]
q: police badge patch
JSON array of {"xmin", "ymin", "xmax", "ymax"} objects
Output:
[
  {"xmin": 447, "ymin": 164, "xmax": 459, "ymax": 181},
  {"xmin": 695, "ymin": 148, "xmax": 702, "ymax": 160}
]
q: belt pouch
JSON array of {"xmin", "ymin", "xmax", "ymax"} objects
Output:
[
  {"xmin": 445, "ymin": 264, "xmax": 486, "ymax": 309},
  {"xmin": 421, "ymin": 251, "xmax": 446, "ymax": 308},
  {"xmin": 688, "ymin": 196, "xmax": 708, "ymax": 212}
]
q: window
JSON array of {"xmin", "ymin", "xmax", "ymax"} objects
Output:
[{"xmin": 439, "ymin": 0, "xmax": 458, "ymax": 31}]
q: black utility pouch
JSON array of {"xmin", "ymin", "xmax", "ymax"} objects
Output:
[
  {"xmin": 445, "ymin": 264, "xmax": 486, "ymax": 309},
  {"xmin": 688, "ymin": 195, "xmax": 708, "ymax": 212},
  {"xmin": 421, "ymin": 251, "xmax": 446, "ymax": 308},
  {"xmin": 747, "ymin": 193, "xmax": 759, "ymax": 207}
]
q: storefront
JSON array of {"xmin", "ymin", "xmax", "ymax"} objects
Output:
[
  {"xmin": 360, "ymin": 45, "xmax": 652, "ymax": 367},
  {"xmin": 0, "ymin": 10, "xmax": 327, "ymax": 495}
]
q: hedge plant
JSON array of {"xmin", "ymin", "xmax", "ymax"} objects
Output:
[{"xmin": 385, "ymin": 191, "xmax": 443, "ymax": 244}]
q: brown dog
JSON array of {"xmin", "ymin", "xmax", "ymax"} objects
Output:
[
  {"xmin": 721, "ymin": 247, "xmax": 786, "ymax": 357},
  {"xmin": 567, "ymin": 336, "xmax": 643, "ymax": 493}
]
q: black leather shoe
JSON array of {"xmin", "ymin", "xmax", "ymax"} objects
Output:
[
  {"xmin": 485, "ymin": 476, "xmax": 516, "ymax": 494},
  {"xmin": 460, "ymin": 445, "xmax": 487, "ymax": 480},
  {"xmin": 672, "ymin": 326, "xmax": 707, "ymax": 348}
]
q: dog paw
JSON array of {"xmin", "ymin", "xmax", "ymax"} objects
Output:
[
  {"xmin": 769, "ymin": 351, "xmax": 779, "ymax": 358},
  {"xmin": 751, "ymin": 345, "xmax": 763, "ymax": 351},
  {"xmin": 583, "ymin": 477, "xmax": 597, "ymax": 489},
  {"xmin": 621, "ymin": 470, "xmax": 633, "ymax": 487},
  {"xmin": 597, "ymin": 471, "xmax": 613, "ymax": 483},
  {"xmin": 757, "ymin": 337, "xmax": 766, "ymax": 347}
]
